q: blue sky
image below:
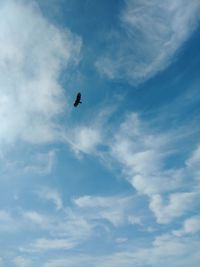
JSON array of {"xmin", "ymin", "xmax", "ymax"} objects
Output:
[{"xmin": 0, "ymin": 0, "xmax": 200, "ymax": 266}]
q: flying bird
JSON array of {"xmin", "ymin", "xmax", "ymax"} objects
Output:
[{"xmin": 74, "ymin": 92, "xmax": 82, "ymax": 107}]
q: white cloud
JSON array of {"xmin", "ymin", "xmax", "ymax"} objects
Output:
[
  {"xmin": 43, "ymin": 233, "xmax": 200, "ymax": 267},
  {"xmin": 0, "ymin": 0, "xmax": 81, "ymax": 146},
  {"xmin": 73, "ymin": 194, "xmax": 141, "ymax": 227},
  {"xmin": 0, "ymin": 149, "xmax": 57, "ymax": 178},
  {"xmin": 110, "ymin": 113, "xmax": 179, "ymax": 195},
  {"xmin": 186, "ymin": 145, "xmax": 200, "ymax": 178},
  {"xmin": 115, "ymin": 237, "xmax": 128, "ymax": 243},
  {"xmin": 26, "ymin": 238, "xmax": 76, "ymax": 252},
  {"xmin": 36, "ymin": 188, "xmax": 63, "ymax": 210},
  {"xmin": 182, "ymin": 215, "xmax": 200, "ymax": 234},
  {"xmin": 0, "ymin": 210, "xmax": 19, "ymax": 232},
  {"xmin": 13, "ymin": 256, "xmax": 32, "ymax": 267},
  {"xmin": 44, "ymin": 256, "xmax": 94, "ymax": 267},
  {"xmin": 149, "ymin": 192, "xmax": 200, "ymax": 224},
  {"xmin": 68, "ymin": 126, "xmax": 102, "ymax": 155},
  {"xmin": 74, "ymin": 195, "xmax": 126, "ymax": 208},
  {"xmin": 96, "ymin": 0, "xmax": 200, "ymax": 84},
  {"xmin": 23, "ymin": 150, "xmax": 56, "ymax": 175},
  {"xmin": 20, "ymin": 204, "xmax": 94, "ymax": 252},
  {"xmin": 20, "ymin": 212, "xmax": 94, "ymax": 252},
  {"xmin": 23, "ymin": 211, "xmax": 48, "ymax": 226},
  {"xmin": 188, "ymin": 145, "xmax": 200, "ymax": 166},
  {"xmin": 63, "ymin": 105, "xmax": 118, "ymax": 156},
  {"xmin": 108, "ymin": 112, "xmax": 200, "ymax": 224},
  {"xmin": 173, "ymin": 215, "xmax": 200, "ymax": 236},
  {"xmin": 128, "ymin": 215, "xmax": 142, "ymax": 225},
  {"xmin": 0, "ymin": 210, "xmax": 12, "ymax": 222}
]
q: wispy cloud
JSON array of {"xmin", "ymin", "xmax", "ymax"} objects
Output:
[
  {"xmin": 110, "ymin": 113, "xmax": 179, "ymax": 194},
  {"xmin": 23, "ymin": 211, "xmax": 49, "ymax": 227},
  {"xmin": 20, "ymin": 210, "xmax": 94, "ymax": 253},
  {"xmin": 19, "ymin": 194, "xmax": 95, "ymax": 253},
  {"xmin": 150, "ymin": 191, "xmax": 200, "ymax": 224},
  {"xmin": 22, "ymin": 238, "xmax": 77, "ymax": 252},
  {"xmin": 43, "ymin": 232, "xmax": 200, "ymax": 267},
  {"xmin": 44, "ymin": 255, "xmax": 95, "ymax": 267},
  {"xmin": 63, "ymin": 106, "xmax": 114, "ymax": 156},
  {"xmin": 96, "ymin": 0, "xmax": 200, "ymax": 84},
  {"xmin": 65, "ymin": 106, "xmax": 200, "ymax": 226},
  {"xmin": 0, "ymin": 0, "xmax": 81, "ymax": 146},
  {"xmin": 23, "ymin": 150, "xmax": 56, "ymax": 175},
  {"xmin": 173, "ymin": 215, "xmax": 200, "ymax": 236},
  {"xmin": 107, "ymin": 112, "xmax": 200, "ymax": 224},
  {"xmin": 0, "ymin": 210, "xmax": 20, "ymax": 232},
  {"xmin": 67, "ymin": 126, "xmax": 102, "ymax": 155},
  {"xmin": 36, "ymin": 187, "xmax": 63, "ymax": 210},
  {"xmin": 0, "ymin": 149, "xmax": 57, "ymax": 178},
  {"xmin": 18, "ymin": 191, "xmax": 145, "ymax": 255},
  {"xmin": 73, "ymin": 194, "xmax": 142, "ymax": 227},
  {"xmin": 13, "ymin": 256, "xmax": 32, "ymax": 267}
]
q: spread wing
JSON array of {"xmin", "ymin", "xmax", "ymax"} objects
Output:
[
  {"xmin": 77, "ymin": 92, "xmax": 81, "ymax": 101},
  {"xmin": 74, "ymin": 92, "xmax": 81, "ymax": 107}
]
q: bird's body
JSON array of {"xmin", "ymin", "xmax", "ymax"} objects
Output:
[{"xmin": 74, "ymin": 92, "xmax": 82, "ymax": 107}]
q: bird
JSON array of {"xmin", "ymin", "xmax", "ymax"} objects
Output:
[{"xmin": 73, "ymin": 92, "xmax": 82, "ymax": 107}]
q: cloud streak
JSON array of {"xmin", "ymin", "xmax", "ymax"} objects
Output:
[
  {"xmin": 108, "ymin": 112, "xmax": 200, "ymax": 224},
  {"xmin": 73, "ymin": 194, "xmax": 142, "ymax": 227},
  {"xmin": 43, "ymin": 233, "xmax": 200, "ymax": 267},
  {"xmin": 96, "ymin": 0, "xmax": 200, "ymax": 84},
  {"xmin": 36, "ymin": 187, "xmax": 63, "ymax": 210}
]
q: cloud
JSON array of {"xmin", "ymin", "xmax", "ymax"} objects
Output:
[
  {"xmin": 67, "ymin": 126, "xmax": 102, "ymax": 155},
  {"xmin": 0, "ymin": 210, "xmax": 12, "ymax": 222},
  {"xmin": 74, "ymin": 195, "xmax": 129, "ymax": 227},
  {"xmin": 73, "ymin": 194, "xmax": 143, "ymax": 227},
  {"xmin": 19, "ymin": 213, "xmax": 93, "ymax": 252},
  {"xmin": 181, "ymin": 215, "xmax": 200, "ymax": 234},
  {"xmin": 23, "ymin": 150, "xmax": 56, "ymax": 175},
  {"xmin": 44, "ymin": 256, "xmax": 94, "ymax": 267},
  {"xmin": 96, "ymin": 0, "xmax": 200, "ymax": 84},
  {"xmin": 0, "ymin": 149, "xmax": 57, "ymax": 178},
  {"xmin": 0, "ymin": 0, "xmax": 81, "ymax": 146},
  {"xmin": 23, "ymin": 211, "xmax": 48, "ymax": 226},
  {"xmin": 186, "ymin": 145, "xmax": 200, "ymax": 166},
  {"xmin": 36, "ymin": 187, "xmax": 63, "ymax": 210},
  {"xmin": 173, "ymin": 215, "xmax": 200, "ymax": 236},
  {"xmin": 149, "ymin": 192, "xmax": 200, "ymax": 224},
  {"xmin": 43, "ymin": 233, "xmax": 200, "ymax": 267},
  {"xmin": 24, "ymin": 238, "xmax": 77, "ymax": 252},
  {"xmin": 65, "ymin": 109, "xmax": 200, "ymax": 226},
  {"xmin": 186, "ymin": 145, "xmax": 200, "ymax": 178},
  {"xmin": 3, "ymin": 184, "xmax": 200, "ymax": 265},
  {"xmin": 110, "ymin": 113, "xmax": 179, "ymax": 194},
  {"xmin": 20, "ymin": 203, "xmax": 94, "ymax": 253},
  {"xmin": 20, "ymin": 212, "xmax": 94, "ymax": 252},
  {"xmin": 63, "ymin": 105, "xmax": 118, "ymax": 157},
  {"xmin": 64, "ymin": 106, "xmax": 115, "ymax": 156},
  {"xmin": 65, "ymin": 110, "xmax": 199, "ymax": 226},
  {"xmin": 20, "ymin": 192, "xmax": 144, "ymax": 254},
  {"xmin": 108, "ymin": 112, "xmax": 200, "ymax": 224},
  {"xmin": 0, "ymin": 210, "xmax": 19, "ymax": 232},
  {"xmin": 13, "ymin": 256, "xmax": 32, "ymax": 267}
]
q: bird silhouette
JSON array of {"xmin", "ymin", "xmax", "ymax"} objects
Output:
[{"xmin": 74, "ymin": 92, "xmax": 82, "ymax": 107}]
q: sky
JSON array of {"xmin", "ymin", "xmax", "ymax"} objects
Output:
[{"xmin": 0, "ymin": 0, "xmax": 200, "ymax": 266}]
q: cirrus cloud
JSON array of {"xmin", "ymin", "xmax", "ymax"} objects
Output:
[{"xmin": 96, "ymin": 0, "xmax": 200, "ymax": 84}]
